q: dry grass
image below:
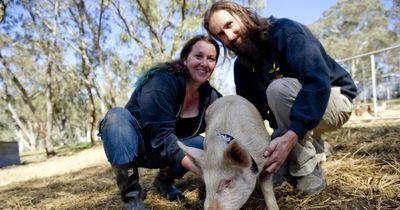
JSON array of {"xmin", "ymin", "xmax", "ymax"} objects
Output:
[{"xmin": 0, "ymin": 120, "xmax": 399, "ymax": 210}]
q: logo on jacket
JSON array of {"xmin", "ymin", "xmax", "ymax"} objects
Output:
[{"xmin": 268, "ymin": 62, "xmax": 283, "ymax": 79}]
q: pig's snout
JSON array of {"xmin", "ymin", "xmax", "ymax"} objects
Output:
[{"xmin": 205, "ymin": 199, "xmax": 221, "ymax": 210}]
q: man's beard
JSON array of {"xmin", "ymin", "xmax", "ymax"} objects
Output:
[{"xmin": 232, "ymin": 30, "xmax": 263, "ymax": 64}]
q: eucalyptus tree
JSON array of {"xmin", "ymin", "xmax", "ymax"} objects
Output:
[
  {"xmin": 309, "ymin": 0, "xmax": 398, "ymax": 80},
  {"xmin": 0, "ymin": 0, "xmax": 7, "ymax": 23},
  {"xmin": 389, "ymin": 0, "xmax": 400, "ymax": 35},
  {"xmin": 0, "ymin": 0, "xmax": 67, "ymax": 156},
  {"xmin": 109, "ymin": 0, "xmax": 264, "ymax": 94},
  {"xmin": 0, "ymin": 0, "xmax": 76, "ymax": 153},
  {"xmin": 386, "ymin": 0, "xmax": 400, "ymax": 74},
  {"xmin": 0, "ymin": 39, "xmax": 40, "ymax": 151},
  {"xmin": 59, "ymin": 0, "xmax": 113, "ymax": 145},
  {"xmin": 0, "ymin": 0, "xmax": 263, "ymax": 153},
  {"xmin": 0, "ymin": 27, "xmax": 46, "ymax": 151},
  {"xmin": 22, "ymin": 0, "xmax": 64, "ymax": 156}
]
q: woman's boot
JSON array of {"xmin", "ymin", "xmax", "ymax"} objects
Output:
[
  {"xmin": 112, "ymin": 165, "xmax": 147, "ymax": 210},
  {"xmin": 153, "ymin": 168, "xmax": 183, "ymax": 200}
]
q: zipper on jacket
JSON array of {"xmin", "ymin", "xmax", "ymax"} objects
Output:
[
  {"xmin": 180, "ymin": 92, "xmax": 214, "ymax": 141},
  {"xmin": 180, "ymin": 108, "xmax": 206, "ymax": 141},
  {"xmin": 179, "ymin": 88, "xmax": 219, "ymax": 141},
  {"xmin": 176, "ymin": 105, "xmax": 182, "ymax": 117}
]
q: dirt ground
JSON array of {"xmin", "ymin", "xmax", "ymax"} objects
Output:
[
  {"xmin": 0, "ymin": 146, "xmax": 108, "ymax": 187},
  {"xmin": 0, "ymin": 117, "xmax": 399, "ymax": 209}
]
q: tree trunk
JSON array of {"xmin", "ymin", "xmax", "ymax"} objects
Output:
[
  {"xmin": 45, "ymin": 61, "xmax": 56, "ymax": 157},
  {"xmin": 86, "ymin": 86, "xmax": 97, "ymax": 145},
  {"xmin": 43, "ymin": 0, "xmax": 60, "ymax": 157}
]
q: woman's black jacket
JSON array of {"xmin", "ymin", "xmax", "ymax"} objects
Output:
[{"xmin": 125, "ymin": 69, "xmax": 221, "ymax": 170}]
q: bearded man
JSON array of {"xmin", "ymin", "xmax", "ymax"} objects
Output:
[{"xmin": 203, "ymin": 1, "xmax": 357, "ymax": 195}]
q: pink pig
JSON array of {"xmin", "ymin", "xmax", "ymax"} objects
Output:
[{"xmin": 178, "ymin": 95, "xmax": 279, "ymax": 210}]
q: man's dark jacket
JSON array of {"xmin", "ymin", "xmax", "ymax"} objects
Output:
[{"xmin": 234, "ymin": 17, "xmax": 357, "ymax": 139}]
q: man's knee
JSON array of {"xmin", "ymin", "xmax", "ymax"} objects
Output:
[
  {"xmin": 267, "ymin": 79, "xmax": 286, "ymax": 101},
  {"xmin": 267, "ymin": 78, "xmax": 301, "ymax": 105}
]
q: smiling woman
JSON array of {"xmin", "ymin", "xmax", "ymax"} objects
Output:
[
  {"xmin": 184, "ymin": 41, "xmax": 217, "ymax": 85},
  {"xmin": 183, "ymin": 40, "xmax": 218, "ymax": 118},
  {"xmin": 97, "ymin": 35, "xmax": 222, "ymax": 209}
]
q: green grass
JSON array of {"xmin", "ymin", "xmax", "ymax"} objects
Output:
[
  {"xmin": 20, "ymin": 141, "xmax": 103, "ymax": 164},
  {"xmin": 386, "ymin": 98, "xmax": 400, "ymax": 105},
  {"xmin": 55, "ymin": 142, "xmax": 96, "ymax": 155}
]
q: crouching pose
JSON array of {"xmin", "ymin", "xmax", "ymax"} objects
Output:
[
  {"xmin": 98, "ymin": 35, "xmax": 221, "ymax": 209},
  {"xmin": 203, "ymin": 1, "xmax": 357, "ymax": 195}
]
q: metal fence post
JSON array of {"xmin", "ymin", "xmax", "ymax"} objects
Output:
[{"xmin": 370, "ymin": 54, "xmax": 377, "ymax": 117}]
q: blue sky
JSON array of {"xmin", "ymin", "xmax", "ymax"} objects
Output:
[{"xmin": 262, "ymin": 0, "xmax": 338, "ymax": 25}]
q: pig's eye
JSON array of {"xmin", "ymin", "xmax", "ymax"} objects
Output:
[
  {"xmin": 224, "ymin": 178, "xmax": 234, "ymax": 188},
  {"xmin": 218, "ymin": 178, "xmax": 235, "ymax": 193}
]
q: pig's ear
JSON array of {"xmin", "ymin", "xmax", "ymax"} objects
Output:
[
  {"xmin": 177, "ymin": 141, "xmax": 205, "ymax": 167},
  {"xmin": 223, "ymin": 140, "xmax": 251, "ymax": 168}
]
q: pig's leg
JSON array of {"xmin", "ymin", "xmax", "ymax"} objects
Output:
[{"xmin": 260, "ymin": 174, "xmax": 279, "ymax": 210}]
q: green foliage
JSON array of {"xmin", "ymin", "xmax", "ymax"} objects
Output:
[
  {"xmin": 309, "ymin": 0, "xmax": 399, "ymax": 80},
  {"xmin": 0, "ymin": 0, "xmax": 297, "ymax": 152},
  {"xmin": 311, "ymin": 0, "xmax": 392, "ymax": 57}
]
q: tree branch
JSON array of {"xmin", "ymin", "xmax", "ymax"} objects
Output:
[
  {"xmin": 136, "ymin": 0, "xmax": 165, "ymax": 54},
  {"xmin": 111, "ymin": 0, "xmax": 154, "ymax": 59}
]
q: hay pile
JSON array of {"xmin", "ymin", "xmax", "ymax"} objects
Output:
[{"xmin": 0, "ymin": 120, "xmax": 399, "ymax": 210}]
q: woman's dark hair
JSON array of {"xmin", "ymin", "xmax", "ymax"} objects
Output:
[
  {"xmin": 135, "ymin": 35, "xmax": 220, "ymax": 90},
  {"xmin": 179, "ymin": 34, "xmax": 220, "ymax": 61}
]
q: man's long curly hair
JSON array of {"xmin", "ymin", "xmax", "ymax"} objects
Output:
[{"xmin": 203, "ymin": 1, "xmax": 270, "ymax": 42}]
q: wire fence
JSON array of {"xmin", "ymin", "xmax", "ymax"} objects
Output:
[{"xmin": 337, "ymin": 44, "xmax": 400, "ymax": 120}]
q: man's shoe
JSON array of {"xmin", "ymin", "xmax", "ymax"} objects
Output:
[
  {"xmin": 295, "ymin": 163, "xmax": 326, "ymax": 195},
  {"xmin": 153, "ymin": 169, "xmax": 183, "ymax": 200}
]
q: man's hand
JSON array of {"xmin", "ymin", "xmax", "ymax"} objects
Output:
[
  {"xmin": 263, "ymin": 130, "xmax": 299, "ymax": 173},
  {"xmin": 181, "ymin": 155, "xmax": 203, "ymax": 177}
]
